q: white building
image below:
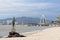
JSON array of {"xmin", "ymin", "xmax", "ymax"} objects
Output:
[{"xmin": 6, "ymin": 20, "xmax": 12, "ymax": 25}]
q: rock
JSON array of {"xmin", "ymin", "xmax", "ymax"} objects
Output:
[{"xmin": 8, "ymin": 32, "xmax": 26, "ymax": 38}]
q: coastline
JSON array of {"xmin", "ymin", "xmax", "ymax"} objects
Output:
[
  {"xmin": 0, "ymin": 25, "xmax": 54, "ymax": 36},
  {"xmin": 0, "ymin": 25, "xmax": 60, "ymax": 40},
  {"xmin": 0, "ymin": 27, "xmax": 60, "ymax": 40}
]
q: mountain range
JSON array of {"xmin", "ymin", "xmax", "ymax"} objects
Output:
[{"xmin": 0, "ymin": 17, "xmax": 40, "ymax": 24}]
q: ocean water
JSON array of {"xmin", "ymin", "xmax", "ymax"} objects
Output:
[{"xmin": 0, "ymin": 25, "xmax": 54, "ymax": 36}]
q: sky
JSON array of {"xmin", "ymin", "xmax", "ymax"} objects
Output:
[{"xmin": 0, "ymin": 0, "xmax": 60, "ymax": 20}]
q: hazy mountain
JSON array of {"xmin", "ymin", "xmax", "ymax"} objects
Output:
[
  {"xmin": 0, "ymin": 17, "xmax": 40, "ymax": 24},
  {"xmin": 16, "ymin": 17, "xmax": 40, "ymax": 24}
]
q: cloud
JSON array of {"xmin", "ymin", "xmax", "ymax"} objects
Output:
[
  {"xmin": 0, "ymin": 0, "xmax": 54, "ymax": 8},
  {"xmin": 0, "ymin": 0, "xmax": 60, "ymax": 19},
  {"xmin": 0, "ymin": 0, "xmax": 55, "ymax": 12}
]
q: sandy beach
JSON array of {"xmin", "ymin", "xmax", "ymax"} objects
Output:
[
  {"xmin": 0, "ymin": 27, "xmax": 60, "ymax": 40},
  {"xmin": 0, "ymin": 25, "xmax": 53, "ymax": 36}
]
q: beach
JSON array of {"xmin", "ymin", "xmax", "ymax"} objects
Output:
[
  {"xmin": 0, "ymin": 25, "xmax": 53, "ymax": 36},
  {"xmin": 0, "ymin": 25, "xmax": 60, "ymax": 40}
]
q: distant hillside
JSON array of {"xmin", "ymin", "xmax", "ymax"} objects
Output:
[
  {"xmin": 16, "ymin": 17, "xmax": 40, "ymax": 24},
  {"xmin": 0, "ymin": 17, "xmax": 40, "ymax": 24}
]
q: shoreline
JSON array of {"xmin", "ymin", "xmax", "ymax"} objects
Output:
[
  {"xmin": 0, "ymin": 27, "xmax": 60, "ymax": 40},
  {"xmin": 0, "ymin": 25, "xmax": 55, "ymax": 36}
]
